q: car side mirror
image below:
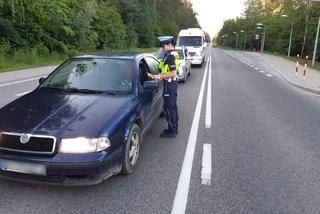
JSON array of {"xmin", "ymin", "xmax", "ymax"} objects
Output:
[
  {"xmin": 203, "ymin": 42, "xmax": 208, "ymax": 47},
  {"xmin": 143, "ymin": 81, "xmax": 158, "ymax": 91},
  {"xmin": 39, "ymin": 77, "xmax": 46, "ymax": 84}
]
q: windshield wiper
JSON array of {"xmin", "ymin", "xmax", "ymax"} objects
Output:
[
  {"xmin": 39, "ymin": 86, "xmax": 64, "ymax": 91},
  {"xmin": 64, "ymin": 88, "xmax": 117, "ymax": 95}
]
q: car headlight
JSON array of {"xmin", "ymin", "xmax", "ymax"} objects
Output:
[
  {"xmin": 59, "ymin": 137, "xmax": 111, "ymax": 154},
  {"xmin": 195, "ymin": 51, "xmax": 202, "ymax": 56}
]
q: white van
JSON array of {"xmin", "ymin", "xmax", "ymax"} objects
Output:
[{"xmin": 176, "ymin": 28, "xmax": 206, "ymax": 67}]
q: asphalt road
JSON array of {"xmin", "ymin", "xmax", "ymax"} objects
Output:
[{"xmin": 1, "ymin": 48, "xmax": 320, "ymax": 214}]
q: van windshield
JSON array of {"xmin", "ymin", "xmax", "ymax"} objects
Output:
[{"xmin": 178, "ymin": 36, "xmax": 202, "ymax": 47}]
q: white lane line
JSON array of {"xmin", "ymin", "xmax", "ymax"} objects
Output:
[
  {"xmin": 0, "ymin": 76, "xmax": 42, "ymax": 87},
  {"xmin": 259, "ymin": 70, "xmax": 265, "ymax": 73},
  {"xmin": 205, "ymin": 57, "xmax": 212, "ymax": 129},
  {"xmin": 254, "ymin": 67, "xmax": 259, "ymax": 70},
  {"xmin": 171, "ymin": 58, "xmax": 210, "ymax": 214},
  {"xmin": 15, "ymin": 91, "xmax": 31, "ymax": 97},
  {"xmin": 250, "ymin": 65, "xmax": 254, "ymax": 68},
  {"xmin": 201, "ymin": 144, "xmax": 212, "ymax": 185},
  {"xmin": 266, "ymin": 74, "xmax": 273, "ymax": 77}
]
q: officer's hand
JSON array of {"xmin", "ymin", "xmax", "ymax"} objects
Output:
[{"xmin": 147, "ymin": 73, "xmax": 160, "ymax": 81}]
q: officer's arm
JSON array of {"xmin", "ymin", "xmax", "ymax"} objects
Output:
[{"xmin": 160, "ymin": 70, "xmax": 176, "ymax": 80}]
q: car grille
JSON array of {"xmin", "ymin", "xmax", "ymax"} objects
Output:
[
  {"xmin": 189, "ymin": 52, "xmax": 196, "ymax": 57},
  {"xmin": 0, "ymin": 132, "xmax": 56, "ymax": 154}
]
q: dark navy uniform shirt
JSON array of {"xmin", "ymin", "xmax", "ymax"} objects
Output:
[
  {"xmin": 165, "ymin": 52, "xmax": 176, "ymax": 71},
  {"xmin": 163, "ymin": 51, "xmax": 178, "ymax": 94}
]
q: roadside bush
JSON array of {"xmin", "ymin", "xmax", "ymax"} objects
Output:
[
  {"xmin": 67, "ymin": 49, "xmax": 80, "ymax": 58},
  {"xmin": 36, "ymin": 43, "xmax": 50, "ymax": 56},
  {"xmin": 51, "ymin": 40, "xmax": 68, "ymax": 54}
]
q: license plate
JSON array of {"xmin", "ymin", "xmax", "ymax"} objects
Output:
[{"xmin": 0, "ymin": 160, "xmax": 46, "ymax": 176}]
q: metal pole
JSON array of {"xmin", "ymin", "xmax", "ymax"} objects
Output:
[
  {"xmin": 288, "ymin": 20, "xmax": 293, "ymax": 57},
  {"xmin": 262, "ymin": 26, "xmax": 266, "ymax": 54},
  {"xmin": 244, "ymin": 38, "xmax": 246, "ymax": 51},
  {"xmin": 236, "ymin": 33, "xmax": 239, "ymax": 49},
  {"xmin": 312, "ymin": 15, "xmax": 320, "ymax": 66}
]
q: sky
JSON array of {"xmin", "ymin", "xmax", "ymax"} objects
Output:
[{"xmin": 191, "ymin": 0, "xmax": 247, "ymax": 38}]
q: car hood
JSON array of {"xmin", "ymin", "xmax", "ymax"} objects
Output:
[{"xmin": 0, "ymin": 90, "xmax": 134, "ymax": 138}]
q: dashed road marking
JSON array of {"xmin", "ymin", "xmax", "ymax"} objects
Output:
[
  {"xmin": 260, "ymin": 70, "xmax": 265, "ymax": 73},
  {"xmin": 266, "ymin": 74, "xmax": 273, "ymax": 77},
  {"xmin": 0, "ymin": 77, "xmax": 42, "ymax": 87},
  {"xmin": 205, "ymin": 57, "xmax": 212, "ymax": 129},
  {"xmin": 201, "ymin": 144, "xmax": 212, "ymax": 185}
]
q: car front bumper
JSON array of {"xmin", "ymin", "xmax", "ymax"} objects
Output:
[
  {"xmin": 0, "ymin": 147, "xmax": 123, "ymax": 186},
  {"xmin": 191, "ymin": 56, "xmax": 203, "ymax": 65}
]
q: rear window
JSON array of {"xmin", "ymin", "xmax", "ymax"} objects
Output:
[{"xmin": 171, "ymin": 50, "xmax": 184, "ymax": 60}]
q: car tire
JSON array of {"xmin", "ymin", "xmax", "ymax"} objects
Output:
[
  {"xmin": 121, "ymin": 124, "xmax": 141, "ymax": 175},
  {"xmin": 182, "ymin": 70, "xmax": 187, "ymax": 83}
]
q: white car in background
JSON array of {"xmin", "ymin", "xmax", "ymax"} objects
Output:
[
  {"xmin": 154, "ymin": 47, "xmax": 191, "ymax": 83},
  {"xmin": 176, "ymin": 28, "xmax": 207, "ymax": 67}
]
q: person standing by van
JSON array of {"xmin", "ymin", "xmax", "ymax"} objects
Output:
[{"xmin": 149, "ymin": 36, "xmax": 178, "ymax": 138}]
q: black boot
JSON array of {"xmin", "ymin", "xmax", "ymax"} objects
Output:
[{"xmin": 160, "ymin": 130, "xmax": 177, "ymax": 138}]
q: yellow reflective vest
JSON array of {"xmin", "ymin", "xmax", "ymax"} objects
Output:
[{"xmin": 159, "ymin": 51, "xmax": 180, "ymax": 75}]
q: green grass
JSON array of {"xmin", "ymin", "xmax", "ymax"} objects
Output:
[
  {"xmin": 0, "ymin": 50, "xmax": 68, "ymax": 73},
  {"xmin": 0, "ymin": 47, "xmax": 159, "ymax": 73}
]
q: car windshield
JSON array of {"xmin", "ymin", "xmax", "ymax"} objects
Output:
[
  {"xmin": 178, "ymin": 36, "xmax": 202, "ymax": 47},
  {"xmin": 155, "ymin": 49, "xmax": 165, "ymax": 60},
  {"xmin": 39, "ymin": 58, "xmax": 134, "ymax": 95},
  {"xmin": 155, "ymin": 49, "xmax": 184, "ymax": 60}
]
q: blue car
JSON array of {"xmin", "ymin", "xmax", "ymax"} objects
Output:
[{"xmin": 0, "ymin": 53, "xmax": 163, "ymax": 185}]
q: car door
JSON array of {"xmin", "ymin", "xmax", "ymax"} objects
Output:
[
  {"xmin": 144, "ymin": 57, "xmax": 163, "ymax": 120},
  {"xmin": 138, "ymin": 57, "xmax": 163, "ymax": 134}
]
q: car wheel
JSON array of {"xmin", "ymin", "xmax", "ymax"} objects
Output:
[
  {"xmin": 121, "ymin": 124, "xmax": 141, "ymax": 175},
  {"xmin": 183, "ymin": 70, "xmax": 187, "ymax": 82}
]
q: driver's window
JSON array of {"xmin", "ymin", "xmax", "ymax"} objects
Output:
[
  {"xmin": 139, "ymin": 60, "xmax": 149, "ymax": 85},
  {"xmin": 145, "ymin": 57, "xmax": 159, "ymax": 74}
]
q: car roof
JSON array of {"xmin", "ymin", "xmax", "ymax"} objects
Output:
[{"xmin": 73, "ymin": 52, "xmax": 153, "ymax": 60}]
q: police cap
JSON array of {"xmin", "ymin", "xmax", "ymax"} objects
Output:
[{"xmin": 158, "ymin": 36, "xmax": 175, "ymax": 46}]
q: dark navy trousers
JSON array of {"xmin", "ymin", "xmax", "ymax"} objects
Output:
[{"xmin": 163, "ymin": 80, "xmax": 178, "ymax": 133}]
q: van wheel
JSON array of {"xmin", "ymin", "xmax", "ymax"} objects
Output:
[{"xmin": 121, "ymin": 124, "xmax": 141, "ymax": 175}]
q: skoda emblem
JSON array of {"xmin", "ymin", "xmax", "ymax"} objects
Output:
[{"xmin": 20, "ymin": 134, "xmax": 30, "ymax": 144}]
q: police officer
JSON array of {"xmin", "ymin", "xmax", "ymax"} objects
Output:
[{"xmin": 149, "ymin": 36, "xmax": 178, "ymax": 138}]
